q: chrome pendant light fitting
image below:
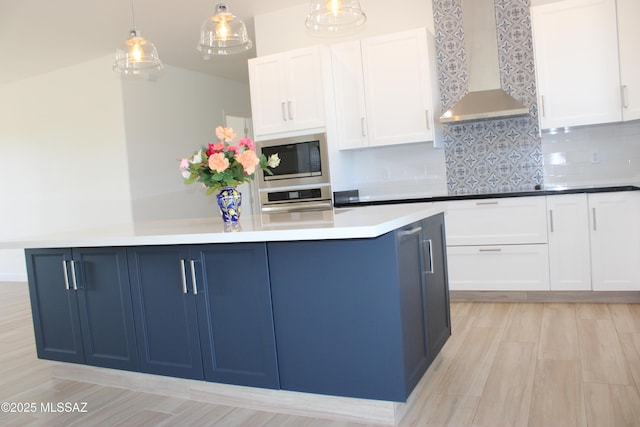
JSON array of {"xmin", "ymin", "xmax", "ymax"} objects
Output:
[
  {"xmin": 197, "ymin": 2, "xmax": 253, "ymax": 57},
  {"xmin": 113, "ymin": 0, "xmax": 164, "ymax": 80},
  {"xmin": 305, "ymin": 0, "xmax": 367, "ymax": 34}
]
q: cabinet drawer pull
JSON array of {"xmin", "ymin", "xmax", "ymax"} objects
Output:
[
  {"xmin": 549, "ymin": 209, "xmax": 554, "ymax": 233},
  {"xmin": 622, "ymin": 85, "xmax": 629, "ymax": 109},
  {"xmin": 541, "ymin": 95, "xmax": 546, "ymax": 117},
  {"xmin": 281, "ymin": 102, "xmax": 287, "ymax": 122},
  {"xmin": 479, "ymin": 248, "xmax": 502, "ymax": 252},
  {"xmin": 287, "ymin": 101, "xmax": 293, "ymax": 120},
  {"xmin": 189, "ymin": 260, "xmax": 198, "ymax": 295},
  {"xmin": 398, "ymin": 226, "xmax": 422, "ymax": 237},
  {"xmin": 180, "ymin": 259, "xmax": 188, "ymax": 294},
  {"xmin": 476, "ymin": 201, "xmax": 498, "ymax": 205},
  {"xmin": 425, "ymin": 239, "xmax": 434, "ymax": 274},
  {"xmin": 62, "ymin": 260, "xmax": 71, "ymax": 290},
  {"xmin": 69, "ymin": 260, "xmax": 79, "ymax": 291},
  {"xmin": 592, "ymin": 207, "xmax": 597, "ymax": 231}
]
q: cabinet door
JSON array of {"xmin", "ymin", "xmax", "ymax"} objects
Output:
[
  {"xmin": 395, "ymin": 222, "xmax": 429, "ymax": 395},
  {"xmin": 361, "ymin": 28, "xmax": 433, "ymax": 146},
  {"xmin": 421, "ymin": 213, "xmax": 451, "ymax": 363},
  {"xmin": 589, "ymin": 192, "xmax": 640, "ymax": 291},
  {"xmin": 532, "ymin": 0, "xmax": 621, "ymax": 129},
  {"xmin": 331, "ymin": 41, "xmax": 368, "ymax": 149},
  {"xmin": 547, "ymin": 194, "xmax": 592, "ymax": 291},
  {"xmin": 249, "ymin": 55, "xmax": 289, "ymax": 136},
  {"xmin": 25, "ymin": 248, "xmax": 84, "ymax": 363},
  {"xmin": 128, "ymin": 246, "xmax": 204, "ymax": 380},
  {"xmin": 285, "ymin": 47, "xmax": 326, "ymax": 133},
  {"xmin": 194, "ymin": 243, "xmax": 279, "ymax": 389},
  {"xmin": 617, "ymin": 0, "xmax": 640, "ymax": 121},
  {"xmin": 74, "ymin": 248, "xmax": 138, "ymax": 371}
]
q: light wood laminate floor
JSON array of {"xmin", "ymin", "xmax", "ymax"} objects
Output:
[{"xmin": 1, "ymin": 281, "xmax": 640, "ymax": 426}]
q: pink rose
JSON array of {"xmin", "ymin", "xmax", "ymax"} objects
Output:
[
  {"xmin": 236, "ymin": 150, "xmax": 260, "ymax": 175},
  {"xmin": 238, "ymin": 137, "xmax": 255, "ymax": 151},
  {"xmin": 206, "ymin": 142, "xmax": 225, "ymax": 156},
  {"xmin": 208, "ymin": 152, "xmax": 229, "ymax": 173},
  {"xmin": 179, "ymin": 158, "xmax": 189, "ymax": 169},
  {"xmin": 226, "ymin": 145, "xmax": 240, "ymax": 155}
]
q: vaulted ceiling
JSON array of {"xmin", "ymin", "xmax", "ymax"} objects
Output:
[{"xmin": 0, "ymin": 0, "xmax": 308, "ymax": 85}]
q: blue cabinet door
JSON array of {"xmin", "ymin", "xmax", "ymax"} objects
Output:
[
  {"xmin": 422, "ymin": 213, "xmax": 451, "ymax": 362},
  {"xmin": 74, "ymin": 248, "xmax": 138, "ymax": 371},
  {"xmin": 194, "ymin": 243, "xmax": 279, "ymax": 389},
  {"xmin": 26, "ymin": 248, "xmax": 84, "ymax": 363},
  {"xmin": 127, "ymin": 246, "xmax": 204, "ymax": 380}
]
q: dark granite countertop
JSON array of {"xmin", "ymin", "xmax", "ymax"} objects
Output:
[{"xmin": 333, "ymin": 185, "xmax": 640, "ymax": 208}]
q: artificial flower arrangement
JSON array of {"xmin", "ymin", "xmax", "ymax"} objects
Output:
[{"xmin": 180, "ymin": 126, "xmax": 280, "ymax": 195}]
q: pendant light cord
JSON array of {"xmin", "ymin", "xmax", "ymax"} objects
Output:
[{"xmin": 130, "ymin": 0, "xmax": 137, "ymax": 30}]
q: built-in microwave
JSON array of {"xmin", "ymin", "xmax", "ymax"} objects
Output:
[{"xmin": 256, "ymin": 133, "xmax": 332, "ymax": 212}]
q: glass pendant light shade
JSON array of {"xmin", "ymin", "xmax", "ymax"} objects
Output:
[
  {"xmin": 305, "ymin": 0, "xmax": 367, "ymax": 33},
  {"xmin": 197, "ymin": 3, "xmax": 252, "ymax": 57},
  {"xmin": 113, "ymin": 30, "xmax": 164, "ymax": 80}
]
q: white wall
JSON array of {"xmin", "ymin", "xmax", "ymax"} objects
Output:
[
  {"xmin": 0, "ymin": 56, "xmax": 133, "ymax": 281},
  {"xmin": 121, "ymin": 65, "xmax": 252, "ymax": 221}
]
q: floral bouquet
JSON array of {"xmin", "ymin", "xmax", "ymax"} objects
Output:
[{"xmin": 180, "ymin": 126, "xmax": 280, "ymax": 195}]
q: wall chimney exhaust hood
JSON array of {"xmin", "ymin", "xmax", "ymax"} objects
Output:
[{"xmin": 439, "ymin": 0, "xmax": 529, "ymax": 124}]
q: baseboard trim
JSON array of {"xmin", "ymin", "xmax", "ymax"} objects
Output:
[
  {"xmin": 450, "ymin": 290, "xmax": 640, "ymax": 303},
  {"xmin": 50, "ymin": 362, "xmax": 429, "ymax": 426}
]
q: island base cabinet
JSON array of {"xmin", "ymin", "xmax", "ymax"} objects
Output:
[
  {"xmin": 26, "ymin": 248, "xmax": 138, "ymax": 371},
  {"xmin": 267, "ymin": 213, "xmax": 450, "ymax": 402},
  {"xmin": 127, "ymin": 244, "xmax": 279, "ymax": 389}
]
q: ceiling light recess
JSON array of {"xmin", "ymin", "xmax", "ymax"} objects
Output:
[
  {"xmin": 197, "ymin": 2, "xmax": 253, "ymax": 57},
  {"xmin": 305, "ymin": 0, "xmax": 367, "ymax": 34},
  {"xmin": 113, "ymin": 0, "xmax": 164, "ymax": 80}
]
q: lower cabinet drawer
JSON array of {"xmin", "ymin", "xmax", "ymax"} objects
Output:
[{"xmin": 446, "ymin": 244, "xmax": 550, "ymax": 291}]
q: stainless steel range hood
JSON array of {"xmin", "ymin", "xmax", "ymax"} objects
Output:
[{"xmin": 439, "ymin": 0, "xmax": 530, "ymax": 124}]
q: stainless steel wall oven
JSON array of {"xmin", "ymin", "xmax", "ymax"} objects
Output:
[{"xmin": 257, "ymin": 133, "xmax": 332, "ymax": 212}]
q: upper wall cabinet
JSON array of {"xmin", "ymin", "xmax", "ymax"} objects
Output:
[
  {"xmin": 532, "ymin": 0, "xmax": 639, "ymax": 128},
  {"xmin": 532, "ymin": 0, "xmax": 622, "ymax": 129},
  {"xmin": 617, "ymin": 0, "xmax": 640, "ymax": 121},
  {"xmin": 249, "ymin": 46, "xmax": 327, "ymax": 140},
  {"xmin": 331, "ymin": 28, "xmax": 442, "ymax": 149}
]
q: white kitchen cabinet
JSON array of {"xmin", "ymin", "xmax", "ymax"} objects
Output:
[
  {"xmin": 617, "ymin": 0, "xmax": 640, "ymax": 121},
  {"xmin": 531, "ymin": 0, "xmax": 622, "ymax": 129},
  {"xmin": 331, "ymin": 28, "xmax": 441, "ymax": 149},
  {"xmin": 589, "ymin": 191, "xmax": 640, "ymax": 291},
  {"xmin": 546, "ymin": 194, "xmax": 592, "ymax": 291},
  {"xmin": 249, "ymin": 46, "xmax": 326, "ymax": 139},
  {"xmin": 443, "ymin": 196, "xmax": 549, "ymax": 291},
  {"xmin": 446, "ymin": 245, "xmax": 550, "ymax": 291}
]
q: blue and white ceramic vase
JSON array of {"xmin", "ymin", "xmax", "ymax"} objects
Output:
[{"xmin": 216, "ymin": 187, "xmax": 242, "ymax": 222}]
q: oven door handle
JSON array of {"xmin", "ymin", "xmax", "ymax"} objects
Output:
[{"xmin": 261, "ymin": 201, "xmax": 332, "ymax": 213}]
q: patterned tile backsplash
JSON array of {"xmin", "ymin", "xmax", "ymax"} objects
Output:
[{"xmin": 433, "ymin": 0, "xmax": 544, "ymax": 195}]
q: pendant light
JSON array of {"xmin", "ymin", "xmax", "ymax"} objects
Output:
[
  {"xmin": 113, "ymin": 0, "xmax": 164, "ymax": 80},
  {"xmin": 305, "ymin": 0, "xmax": 367, "ymax": 34},
  {"xmin": 197, "ymin": 2, "xmax": 252, "ymax": 57}
]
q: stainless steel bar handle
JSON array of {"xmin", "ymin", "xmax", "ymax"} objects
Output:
[
  {"xmin": 189, "ymin": 260, "xmax": 198, "ymax": 295},
  {"xmin": 425, "ymin": 110, "xmax": 430, "ymax": 130},
  {"xmin": 281, "ymin": 102, "xmax": 287, "ymax": 122},
  {"xmin": 180, "ymin": 260, "xmax": 188, "ymax": 294},
  {"xmin": 69, "ymin": 260, "xmax": 78, "ymax": 291},
  {"xmin": 62, "ymin": 260, "xmax": 71, "ymax": 290},
  {"xmin": 287, "ymin": 101, "xmax": 293, "ymax": 120},
  {"xmin": 425, "ymin": 239, "xmax": 434, "ymax": 274},
  {"xmin": 622, "ymin": 85, "xmax": 629, "ymax": 109},
  {"xmin": 549, "ymin": 209, "xmax": 554, "ymax": 233},
  {"xmin": 261, "ymin": 201, "xmax": 333, "ymax": 213},
  {"xmin": 398, "ymin": 226, "xmax": 422, "ymax": 238},
  {"xmin": 361, "ymin": 117, "xmax": 366, "ymax": 137},
  {"xmin": 479, "ymin": 248, "xmax": 502, "ymax": 252},
  {"xmin": 592, "ymin": 208, "xmax": 597, "ymax": 231},
  {"xmin": 476, "ymin": 201, "xmax": 498, "ymax": 205},
  {"xmin": 541, "ymin": 95, "xmax": 546, "ymax": 117}
]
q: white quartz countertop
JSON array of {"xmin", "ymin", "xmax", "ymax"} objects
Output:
[{"xmin": 1, "ymin": 203, "xmax": 443, "ymax": 249}]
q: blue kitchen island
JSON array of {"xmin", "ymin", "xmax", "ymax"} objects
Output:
[{"xmin": 11, "ymin": 204, "xmax": 450, "ymax": 425}]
